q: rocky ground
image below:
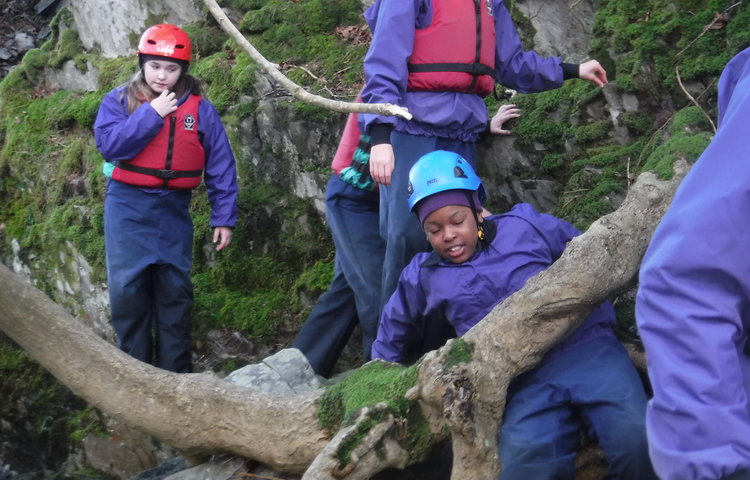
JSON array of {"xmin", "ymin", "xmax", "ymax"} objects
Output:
[{"xmin": 0, "ymin": 0, "xmax": 60, "ymax": 78}]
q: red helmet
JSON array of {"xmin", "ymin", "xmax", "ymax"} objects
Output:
[{"xmin": 137, "ymin": 24, "xmax": 192, "ymax": 62}]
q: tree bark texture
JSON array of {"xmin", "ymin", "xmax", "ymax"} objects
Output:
[
  {"xmin": 0, "ymin": 264, "xmax": 329, "ymax": 473},
  {"xmin": 0, "ymin": 161, "xmax": 687, "ymax": 479}
]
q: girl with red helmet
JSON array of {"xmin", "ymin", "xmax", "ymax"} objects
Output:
[{"xmin": 94, "ymin": 24, "xmax": 238, "ymax": 373}]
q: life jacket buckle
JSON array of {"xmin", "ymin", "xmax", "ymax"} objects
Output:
[{"xmin": 155, "ymin": 169, "xmax": 177, "ymax": 179}]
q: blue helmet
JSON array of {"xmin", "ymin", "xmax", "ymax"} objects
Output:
[{"xmin": 407, "ymin": 150, "xmax": 486, "ymax": 212}]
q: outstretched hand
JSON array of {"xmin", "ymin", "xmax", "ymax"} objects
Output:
[
  {"xmin": 150, "ymin": 90, "xmax": 178, "ymax": 118},
  {"xmin": 579, "ymin": 60, "xmax": 608, "ymax": 87},
  {"xmin": 490, "ymin": 104, "xmax": 521, "ymax": 135}
]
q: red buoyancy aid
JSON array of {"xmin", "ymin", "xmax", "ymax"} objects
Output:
[
  {"xmin": 113, "ymin": 94, "xmax": 205, "ymax": 189},
  {"xmin": 407, "ymin": 0, "xmax": 497, "ymax": 97}
]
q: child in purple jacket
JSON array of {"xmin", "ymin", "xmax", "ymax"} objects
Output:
[
  {"xmin": 636, "ymin": 46, "xmax": 750, "ymax": 480},
  {"xmin": 372, "ymin": 150, "xmax": 655, "ymax": 479},
  {"xmin": 94, "ymin": 24, "xmax": 238, "ymax": 373}
]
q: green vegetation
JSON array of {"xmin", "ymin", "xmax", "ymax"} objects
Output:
[
  {"xmin": 0, "ymin": 335, "xmax": 89, "ymax": 465},
  {"xmin": 444, "ymin": 338, "xmax": 474, "ymax": 368},
  {"xmin": 317, "ymin": 361, "xmax": 435, "ymax": 465},
  {"xmin": 1, "ymin": 0, "xmax": 749, "ymax": 472}
]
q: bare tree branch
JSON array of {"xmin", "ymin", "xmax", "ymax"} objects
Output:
[{"xmin": 201, "ymin": 0, "xmax": 412, "ymax": 120}]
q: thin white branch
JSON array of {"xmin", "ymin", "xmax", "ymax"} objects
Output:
[{"xmin": 201, "ymin": 0, "xmax": 412, "ymax": 120}]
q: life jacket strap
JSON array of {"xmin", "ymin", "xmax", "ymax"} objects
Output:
[
  {"xmin": 407, "ymin": 62, "xmax": 498, "ymax": 80},
  {"xmin": 114, "ymin": 161, "xmax": 202, "ymax": 179}
]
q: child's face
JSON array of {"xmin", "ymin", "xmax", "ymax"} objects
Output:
[
  {"xmin": 143, "ymin": 59, "xmax": 182, "ymax": 94},
  {"xmin": 423, "ymin": 205, "xmax": 480, "ymax": 264}
]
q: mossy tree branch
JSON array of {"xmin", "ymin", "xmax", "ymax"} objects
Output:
[{"xmin": 0, "ymin": 161, "xmax": 687, "ymax": 478}]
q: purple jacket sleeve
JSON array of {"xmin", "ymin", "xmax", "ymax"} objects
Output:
[
  {"xmin": 198, "ymin": 99, "xmax": 238, "ymax": 228},
  {"xmin": 506, "ymin": 203, "xmax": 579, "ymax": 258},
  {"xmin": 635, "ymin": 46, "xmax": 750, "ymax": 480},
  {"xmin": 94, "ymin": 87, "xmax": 164, "ymax": 161},
  {"xmin": 361, "ymin": 0, "xmax": 420, "ymax": 130},
  {"xmin": 371, "ymin": 258, "xmax": 429, "ymax": 362}
]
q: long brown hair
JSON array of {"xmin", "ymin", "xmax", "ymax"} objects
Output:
[{"xmin": 122, "ymin": 68, "xmax": 202, "ymax": 114}]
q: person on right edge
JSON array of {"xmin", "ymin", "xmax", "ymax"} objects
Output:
[{"xmin": 636, "ymin": 46, "xmax": 750, "ymax": 480}]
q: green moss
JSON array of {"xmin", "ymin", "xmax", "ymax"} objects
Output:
[
  {"xmin": 641, "ymin": 130, "xmax": 712, "ymax": 179},
  {"xmin": 94, "ymin": 56, "xmax": 138, "ymax": 91},
  {"xmin": 67, "ymin": 406, "xmax": 108, "ymax": 443},
  {"xmin": 294, "ymin": 259, "xmax": 334, "ymax": 295},
  {"xmin": 48, "ymin": 29, "xmax": 84, "ymax": 69},
  {"xmin": 317, "ymin": 361, "xmax": 436, "ymax": 465},
  {"xmin": 0, "ymin": 335, "xmax": 88, "ymax": 462},
  {"xmin": 443, "ymin": 338, "xmax": 474, "ymax": 368},
  {"xmin": 318, "ymin": 362, "xmax": 419, "ymax": 432}
]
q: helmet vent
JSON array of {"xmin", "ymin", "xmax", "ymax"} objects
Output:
[{"xmin": 454, "ymin": 166, "xmax": 468, "ymax": 178}]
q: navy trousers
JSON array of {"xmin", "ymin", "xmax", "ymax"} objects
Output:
[
  {"xmin": 104, "ymin": 180, "xmax": 194, "ymax": 373},
  {"xmin": 499, "ymin": 335, "xmax": 657, "ymax": 480},
  {"xmin": 293, "ymin": 175, "xmax": 385, "ymax": 377}
]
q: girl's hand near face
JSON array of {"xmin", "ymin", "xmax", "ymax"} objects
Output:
[{"xmin": 150, "ymin": 90, "xmax": 178, "ymax": 118}]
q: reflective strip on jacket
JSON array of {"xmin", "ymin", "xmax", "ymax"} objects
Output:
[
  {"xmin": 372, "ymin": 203, "xmax": 615, "ymax": 363},
  {"xmin": 636, "ymin": 46, "xmax": 750, "ymax": 480}
]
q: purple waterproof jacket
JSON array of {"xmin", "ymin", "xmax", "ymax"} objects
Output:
[
  {"xmin": 360, "ymin": 0, "xmax": 567, "ymax": 143},
  {"xmin": 372, "ymin": 203, "xmax": 615, "ymax": 363},
  {"xmin": 95, "ymin": 86, "xmax": 239, "ymax": 228},
  {"xmin": 636, "ymin": 46, "xmax": 750, "ymax": 480}
]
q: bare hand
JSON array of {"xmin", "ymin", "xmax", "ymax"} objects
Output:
[
  {"xmin": 579, "ymin": 60, "xmax": 608, "ymax": 87},
  {"xmin": 150, "ymin": 90, "xmax": 178, "ymax": 118},
  {"xmin": 490, "ymin": 104, "xmax": 521, "ymax": 135},
  {"xmin": 213, "ymin": 227, "xmax": 233, "ymax": 252},
  {"xmin": 369, "ymin": 143, "xmax": 395, "ymax": 186}
]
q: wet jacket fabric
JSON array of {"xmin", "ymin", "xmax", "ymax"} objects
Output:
[
  {"xmin": 372, "ymin": 203, "xmax": 616, "ymax": 363},
  {"xmin": 636, "ymin": 46, "xmax": 750, "ymax": 480},
  {"xmin": 407, "ymin": 0, "xmax": 497, "ymax": 96},
  {"xmin": 361, "ymin": 0, "xmax": 565, "ymax": 142},
  {"xmin": 112, "ymin": 94, "xmax": 205, "ymax": 190},
  {"xmin": 95, "ymin": 86, "xmax": 238, "ymax": 227}
]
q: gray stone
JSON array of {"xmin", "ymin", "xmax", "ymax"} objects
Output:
[
  {"xmin": 68, "ymin": 0, "xmax": 202, "ymax": 58},
  {"xmin": 45, "ymin": 60, "xmax": 99, "ymax": 92},
  {"xmin": 516, "ymin": 0, "xmax": 595, "ymax": 62},
  {"xmin": 224, "ymin": 348, "xmax": 323, "ymax": 395},
  {"xmin": 13, "ymin": 33, "xmax": 35, "ymax": 54}
]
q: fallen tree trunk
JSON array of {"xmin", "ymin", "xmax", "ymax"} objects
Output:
[{"xmin": 0, "ymin": 161, "xmax": 687, "ymax": 479}]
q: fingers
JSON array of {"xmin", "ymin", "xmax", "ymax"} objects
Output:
[
  {"xmin": 213, "ymin": 227, "xmax": 233, "ymax": 252},
  {"xmin": 151, "ymin": 90, "xmax": 178, "ymax": 117},
  {"xmin": 580, "ymin": 60, "xmax": 608, "ymax": 87},
  {"xmin": 490, "ymin": 104, "xmax": 521, "ymax": 135},
  {"xmin": 369, "ymin": 143, "xmax": 395, "ymax": 186}
]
